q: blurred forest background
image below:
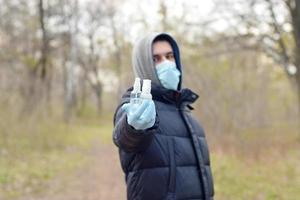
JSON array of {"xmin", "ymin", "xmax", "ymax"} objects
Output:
[{"xmin": 0, "ymin": 0, "xmax": 299, "ymax": 199}]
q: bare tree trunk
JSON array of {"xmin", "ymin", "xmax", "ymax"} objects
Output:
[
  {"xmin": 110, "ymin": 16, "xmax": 123, "ymax": 96},
  {"xmin": 93, "ymin": 82, "xmax": 103, "ymax": 115},
  {"xmin": 64, "ymin": 0, "xmax": 78, "ymax": 122},
  {"xmin": 45, "ymin": 62, "xmax": 53, "ymax": 115},
  {"xmin": 21, "ymin": 0, "xmax": 50, "ymax": 116},
  {"xmin": 290, "ymin": 0, "xmax": 300, "ymax": 128},
  {"xmin": 39, "ymin": 0, "xmax": 48, "ymax": 80},
  {"xmin": 78, "ymin": 69, "xmax": 88, "ymax": 113},
  {"xmin": 295, "ymin": 57, "xmax": 300, "ymax": 129},
  {"xmin": 159, "ymin": 0, "xmax": 169, "ymax": 31},
  {"xmin": 20, "ymin": 70, "xmax": 38, "ymax": 116}
]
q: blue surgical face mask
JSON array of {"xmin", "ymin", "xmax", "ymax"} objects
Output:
[{"xmin": 155, "ymin": 60, "xmax": 181, "ymax": 90}]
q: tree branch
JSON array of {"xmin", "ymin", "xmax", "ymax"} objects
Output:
[{"xmin": 265, "ymin": 0, "xmax": 290, "ymax": 65}]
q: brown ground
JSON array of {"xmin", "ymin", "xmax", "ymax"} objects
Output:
[{"xmin": 18, "ymin": 142, "xmax": 126, "ymax": 200}]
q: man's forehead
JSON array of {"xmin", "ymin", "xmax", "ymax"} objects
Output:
[{"xmin": 152, "ymin": 41, "xmax": 173, "ymax": 55}]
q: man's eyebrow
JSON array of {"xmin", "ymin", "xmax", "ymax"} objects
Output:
[
  {"xmin": 153, "ymin": 51, "xmax": 173, "ymax": 57},
  {"xmin": 166, "ymin": 51, "xmax": 174, "ymax": 55}
]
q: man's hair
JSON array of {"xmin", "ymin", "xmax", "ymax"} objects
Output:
[{"xmin": 153, "ymin": 35, "xmax": 172, "ymax": 45}]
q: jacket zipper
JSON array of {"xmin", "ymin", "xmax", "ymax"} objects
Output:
[{"xmin": 178, "ymin": 104, "xmax": 210, "ymax": 200}]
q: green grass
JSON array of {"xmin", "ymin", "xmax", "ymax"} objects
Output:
[
  {"xmin": 1, "ymin": 109, "xmax": 299, "ymax": 200},
  {"xmin": 212, "ymin": 151, "xmax": 300, "ymax": 200},
  {"xmin": 0, "ymin": 114, "xmax": 114, "ymax": 199},
  {"xmin": 211, "ymin": 125, "xmax": 300, "ymax": 200}
]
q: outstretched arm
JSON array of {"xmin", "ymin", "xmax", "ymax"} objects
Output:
[{"xmin": 112, "ymin": 102, "xmax": 158, "ymax": 153}]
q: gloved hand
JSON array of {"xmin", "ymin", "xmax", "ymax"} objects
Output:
[{"xmin": 121, "ymin": 99, "xmax": 156, "ymax": 130}]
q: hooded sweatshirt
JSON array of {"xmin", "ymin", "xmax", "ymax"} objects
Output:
[
  {"xmin": 132, "ymin": 32, "xmax": 182, "ymax": 90},
  {"xmin": 113, "ymin": 32, "xmax": 214, "ymax": 200}
]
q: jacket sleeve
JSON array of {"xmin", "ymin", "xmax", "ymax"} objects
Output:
[{"xmin": 112, "ymin": 103, "xmax": 159, "ymax": 153}]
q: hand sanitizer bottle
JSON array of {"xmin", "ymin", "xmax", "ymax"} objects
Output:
[
  {"xmin": 130, "ymin": 77, "xmax": 141, "ymax": 105},
  {"xmin": 141, "ymin": 79, "xmax": 152, "ymax": 100}
]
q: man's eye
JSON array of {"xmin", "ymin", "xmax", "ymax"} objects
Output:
[
  {"xmin": 166, "ymin": 54, "xmax": 174, "ymax": 59},
  {"xmin": 153, "ymin": 56, "xmax": 162, "ymax": 63}
]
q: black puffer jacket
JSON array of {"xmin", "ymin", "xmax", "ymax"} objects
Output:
[{"xmin": 113, "ymin": 84, "xmax": 214, "ymax": 200}]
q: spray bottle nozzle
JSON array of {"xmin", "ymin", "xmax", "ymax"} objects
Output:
[{"xmin": 132, "ymin": 77, "xmax": 141, "ymax": 93}]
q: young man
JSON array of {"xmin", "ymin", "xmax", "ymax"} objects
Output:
[{"xmin": 113, "ymin": 32, "xmax": 214, "ymax": 200}]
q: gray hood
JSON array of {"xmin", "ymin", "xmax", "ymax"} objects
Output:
[{"xmin": 131, "ymin": 32, "xmax": 183, "ymax": 90}]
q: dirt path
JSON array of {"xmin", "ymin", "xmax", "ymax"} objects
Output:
[{"xmin": 18, "ymin": 141, "xmax": 126, "ymax": 200}]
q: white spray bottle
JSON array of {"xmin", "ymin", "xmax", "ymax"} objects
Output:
[
  {"xmin": 141, "ymin": 79, "xmax": 152, "ymax": 100},
  {"xmin": 130, "ymin": 77, "xmax": 142, "ymax": 105}
]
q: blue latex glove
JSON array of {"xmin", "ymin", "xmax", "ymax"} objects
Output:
[{"xmin": 121, "ymin": 99, "xmax": 156, "ymax": 130}]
